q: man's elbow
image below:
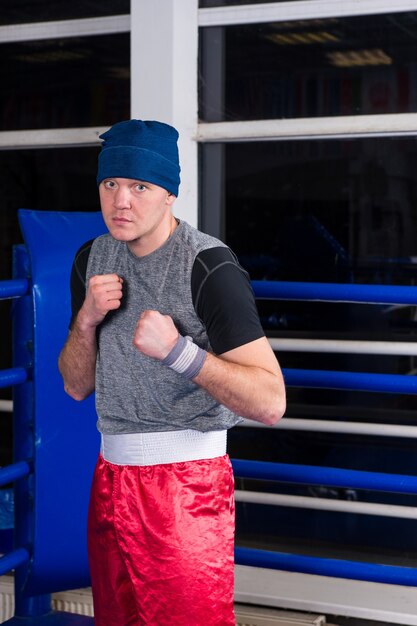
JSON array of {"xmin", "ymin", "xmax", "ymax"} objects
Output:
[
  {"xmin": 63, "ymin": 384, "xmax": 93, "ymax": 402},
  {"xmin": 261, "ymin": 397, "xmax": 286, "ymax": 426},
  {"xmin": 260, "ymin": 380, "xmax": 286, "ymax": 425}
]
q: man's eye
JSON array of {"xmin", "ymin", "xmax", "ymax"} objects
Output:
[
  {"xmin": 104, "ymin": 180, "xmax": 116, "ymax": 188},
  {"xmin": 135, "ymin": 184, "xmax": 146, "ymax": 192}
]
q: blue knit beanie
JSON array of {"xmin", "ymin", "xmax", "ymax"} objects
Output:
[{"xmin": 96, "ymin": 119, "xmax": 181, "ymax": 196}]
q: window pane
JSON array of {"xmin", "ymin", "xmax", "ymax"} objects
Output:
[
  {"xmin": 1, "ymin": 34, "xmax": 130, "ymax": 130},
  {"xmin": 199, "ymin": 12, "xmax": 417, "ymax": 120},
  {"xmin": 0, "ymin": 0, "xmax": 129, "ymax": 25},
  {"xmin": 202, "ymin": 137, "xmax": 417, "ymax": 283},
  {"xmin": 0, "ymin": 147, "xmax": 100, "ymax": 281}
]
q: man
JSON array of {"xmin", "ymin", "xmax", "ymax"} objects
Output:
[{"xmin": 59, "ymin": 119, "xmax": 286, "ymax": 626}]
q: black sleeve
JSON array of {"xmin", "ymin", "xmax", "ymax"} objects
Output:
[
  {"xmin": 69, "ymin": 239, "xmax": 94, "ymax": 327},
  {"xmin": 191, "ymin": 246, "xmax": 265, "ymax": 354}
]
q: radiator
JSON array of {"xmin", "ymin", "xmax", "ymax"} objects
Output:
[
  {"xmin": 235, "ymin": 604, "xmax": 336, "ymax": 626},
  {"xmin": 0, "ymin": 577, "xmax": 93, "ymax": 623},
  {"xmin": 1, "ymin": 576, "xmax": 338, "ymax": 625}
]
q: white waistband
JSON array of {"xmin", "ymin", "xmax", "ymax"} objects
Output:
[{"xmin": 101, "ymin": 430, "xmax": 227, "ymax": 466}]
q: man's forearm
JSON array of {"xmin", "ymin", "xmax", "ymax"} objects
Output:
[
  {"xmin": 58, "ymin": 316, "xmax": 98, "ymax": 401},
  {"xmin": 59, "ymin": 273, "xmax": 123, "ymax": 400},
  {"xmin": 193, "ymin": 352, "xmax": 286, "ymax": 425},
  {"xmin": 132, "ymin": 312, "xmax": 286, "ymax": 425}
]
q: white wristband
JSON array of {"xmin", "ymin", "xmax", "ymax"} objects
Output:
[{"xmin": 162, "ymin": 335, "xmax": 207, "ymax": 379}]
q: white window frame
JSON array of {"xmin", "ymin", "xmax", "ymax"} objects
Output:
[
  {"xmin": 0, "ymin": 14, "xmax": 129, "ymax": 42},
  {"xmin": 199, "ymin": 0, "xmax": 417, "ymax": 25},
  {"xmin": 130, "ymin": 0, "xmax": 199, "ymax": 226},
  {"xmin": 198, "ymin": 113, "xmax": 417, "ymax": 142}
]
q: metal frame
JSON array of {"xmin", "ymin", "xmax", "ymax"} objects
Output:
[
  {"xmin": 0, "ymin": 15, "xmax": 129, "ymax": 43},
  {"xmin": 241, "ymin": 417, "xmax": 417, "ymax": 438},
  {"xmin": 235, "ymin": 490, "xmax": 417, "ymax": 519},
  {"xmin": 130, "ymin": 0, "xmax": 199, "ymax": 226},
  {"xmin": 269, "ymin": 338, "xmax": 417, "ymax": 356},
  {"xmin": 199, "ymin": 0, "xmax": 417, "ymax": 25},
  {"xmin": 0, "ymin": 128, "xmax": 106, "ymax": 150},
  {"xmin": 197, "ymin": 114, "xmax": 417, "ymax": 143}
]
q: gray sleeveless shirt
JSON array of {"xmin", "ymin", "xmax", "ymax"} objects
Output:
[{"xmin": 86, "ymin": 220, "xmax": 242, "ymax": 434}]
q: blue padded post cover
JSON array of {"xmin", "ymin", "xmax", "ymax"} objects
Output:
[{"xmin": 17, "ymin": 209, "xmax": 107, "ymax": 595}]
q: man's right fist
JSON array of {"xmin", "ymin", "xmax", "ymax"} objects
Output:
[{"xmin": 80, "ymin": 274, "xmax": 123, "ymax": 327}]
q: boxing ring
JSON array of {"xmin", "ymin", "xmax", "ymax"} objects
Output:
[{"xmin": 1, "ymin": 210, "xmax": 417, "ymax": 622}]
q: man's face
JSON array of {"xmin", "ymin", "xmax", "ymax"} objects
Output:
[{"xmin": 99, "ymin": 177, "xmax": 175, "ymax": 256}]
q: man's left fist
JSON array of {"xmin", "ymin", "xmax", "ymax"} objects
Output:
[{"xmin": 133, "ymin": 310, "xmax": 179, "ymax": 360}]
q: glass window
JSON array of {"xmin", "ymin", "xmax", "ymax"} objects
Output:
[
  {"xmin": 0, "ymin": 0, "xmax": 129, "ymax": 25},
  {"xmin": 0, "ymin": 34, "xmax": 130, "ymax": 130},
  {"xmin": 0, "ymin": 147, "xmax": 100, "ymax": 281},
  {"xmin": 199, "ymin": 12, "xmax": 417, "ymax": 120},
  {"xmin": 201, "ymin": 137, "xmax": 417, "ymax": 284}
]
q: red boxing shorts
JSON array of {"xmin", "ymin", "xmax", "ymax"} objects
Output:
[{"xmin": 87, "ymin": 453, "xmax": 236, "ymax": 626}]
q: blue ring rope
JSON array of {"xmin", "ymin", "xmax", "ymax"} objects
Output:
[
  {"xmin": 0, "ymin": 367, "xmax": 28, "ymax": 389},
  {"xmin": 231, "ymin": 459, "xmax": 417, "ymax": 494},
  {"xmin": 283, "ymin": 368, "xmax": 417, "ymax": 394},
  {"xmin": 0, "ymin": 278, "xmax": 29, "ymax": 300},
  {"xmin": 0, "ymin": 548, "xmax": 30, "ymax": 577},
  {"xmin": 0, "ymin": 461, "xmax": 30, "ymax": 488},
  {"xmin": 235, "ymin": 546, "xmax": 417, "ymax": 586},
  {"xmin": 252, "ymin": 280, "xmax": 417, "ymax": 305}
]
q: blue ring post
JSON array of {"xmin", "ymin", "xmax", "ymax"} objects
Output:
[
  {"xmin": 13, "ymin": 210, "xmax": 107, "ymax": 599},
  {"xmin": 12, "ymin": 243, "xmax": 51, "ymax": 618},
  {"xmin": 8, "ymin": 211, "xmax": 107, "ymax": 622}
]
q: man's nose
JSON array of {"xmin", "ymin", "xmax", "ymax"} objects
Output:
[{"xmin": 114, "ymin": 187, "xmax": 131, "ymax": 209}]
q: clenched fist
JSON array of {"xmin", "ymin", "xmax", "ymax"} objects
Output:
[
  {"xmin": 80, "ymin": 274, "xmax": 123, "ymax": 328},
  {"xmin": 133, "ymin": 310, "xmax": 179, "ymax": 360}
]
